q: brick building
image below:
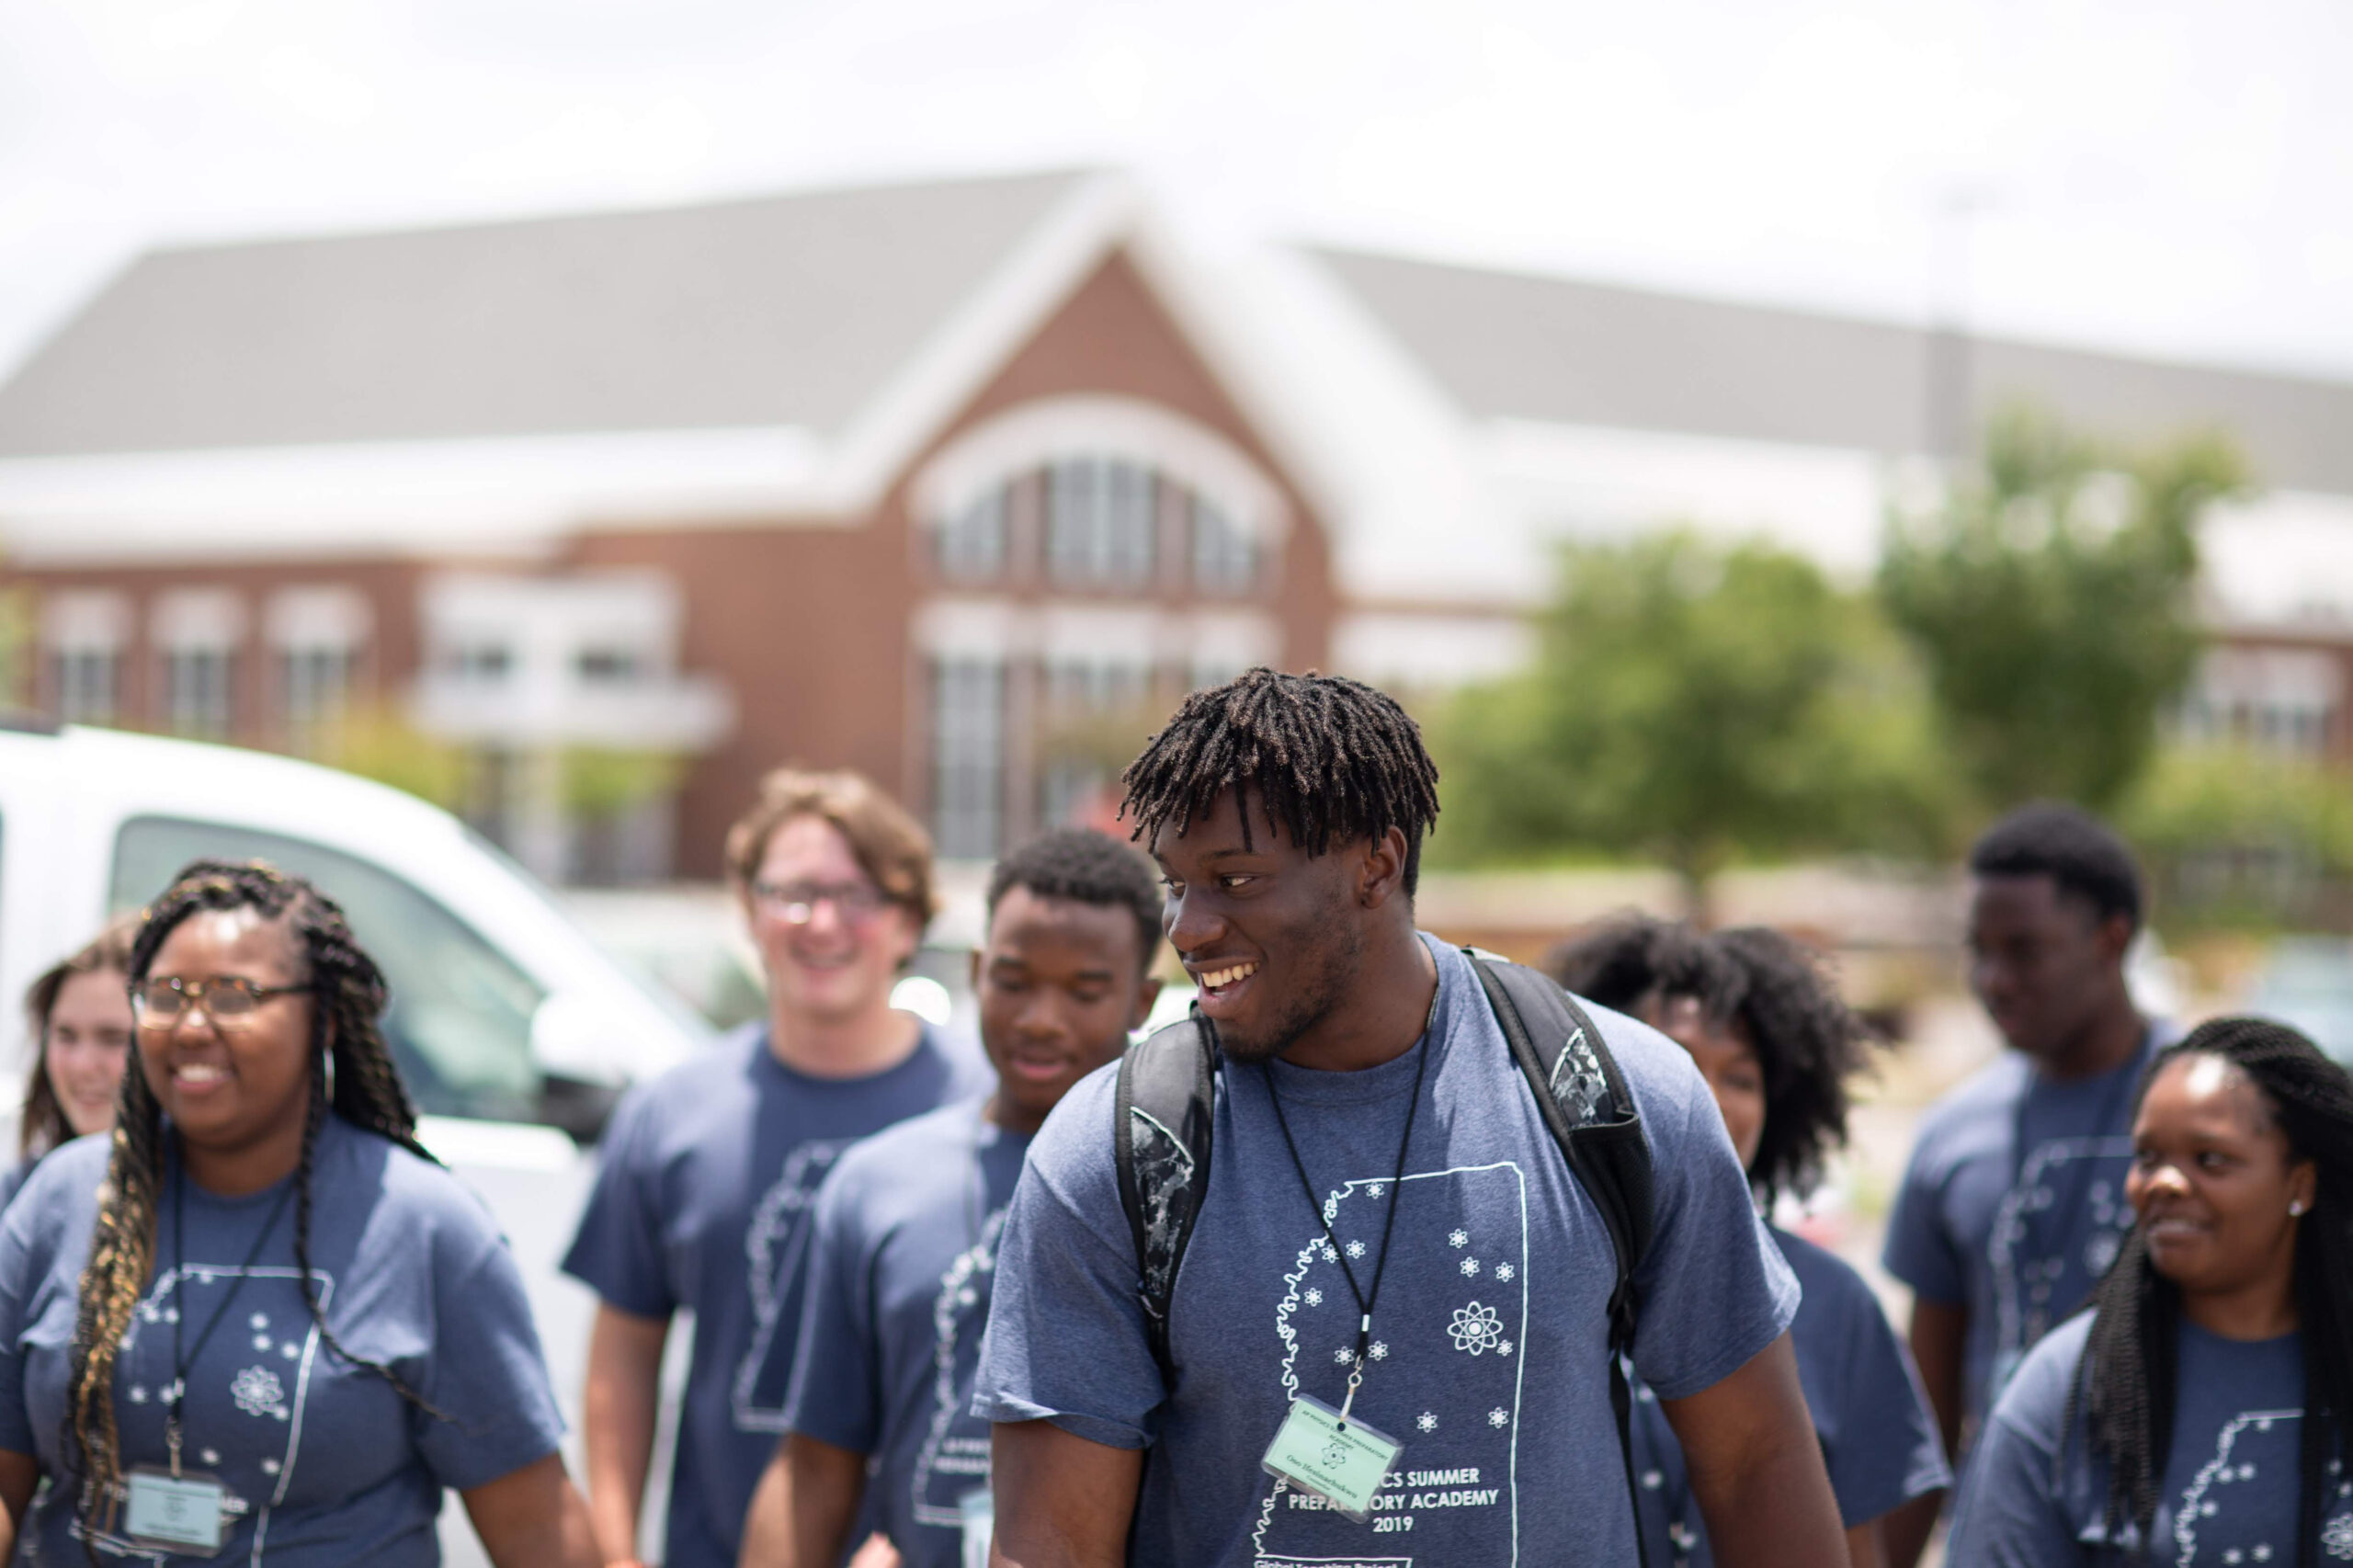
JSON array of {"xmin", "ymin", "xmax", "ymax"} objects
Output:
[
  {"xmin": 4, "ymin": 169, "xmax": 2349, "ymax": 881},
  {"xmin": 0, "ymin": 173, "xmax": 1335, "ymax": 879}
]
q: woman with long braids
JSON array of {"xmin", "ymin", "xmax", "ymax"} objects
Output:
[
  {"xmin": 1, "ymin": 917, "xmax": 139, "ymax": 1212},
  {"xmin": 0, "ymin": 859, "xmax": 600, "ymax": 1565},
  {"xmin": 1552, "ymin": 916, "xmax": 1950, "ymax": 1568},
  {"xmin": 1947, "ymin": 1017, "xmax": 2353, "ymax": 1565}
]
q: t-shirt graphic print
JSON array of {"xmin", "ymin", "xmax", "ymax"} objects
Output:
[
  {"xmin": 0, "ymin": 1121, "xmax": 563, "ymax": 1568},
  {"xmin": 1951, "ymin": 1313, "xmax": 2353, "ymax": 1566},
  {"xmin": 973, "ymin": 936, "xmax": 1801, "ymax": 1568},
  {"xmin": 733, "ymin": 1137, "xmax": 851, "ymax": 1430},
  {"xmin": 908, "ymin": 1208, "xmax": 1003, "ymax": 1529},
  {"xmin": 1252, "ymin": 1163, "xmax": 1528, "ymax": 1563},
  {"xmin": 1985, "ymin": 1132, "xmax": 2135, "ymax": 1399}
]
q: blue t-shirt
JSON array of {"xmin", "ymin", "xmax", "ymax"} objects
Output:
[
  {"xmin": 1948, "ymin": 1311, "xmax": 2353, "ymax": 1565},
  {"xmin": 562, "ymin": 1021, "xmax": 983, "ymax": 1568},
  {"xmin": 0, "ymin": 1119, "xmax": 563, "ymax": 1566},
  {"xmin": 0, "ymin": 1158, "xmax": 36, "ymax": 1216},
  {"xmin": 1630, "ymin": 1225, "xmax": 1950, "ymax": 1563},
  {"xmin": 781, "ymin": 1099, "xmax": 1028, "ymax": 1568},
  {"xmin": 1882, "ymin": 1025, "xmax": 2167, "ymax": 1443},
  {"xmin": 972, "ymin": 936, "xmax": 1801, "ymax": 1568}
]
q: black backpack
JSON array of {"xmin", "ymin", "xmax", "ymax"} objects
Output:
[{"xmin": 1112, "ymin": 949, "xmax": 1658, "ymax": 1566}]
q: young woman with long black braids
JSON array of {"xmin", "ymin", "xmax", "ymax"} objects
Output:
[
  {"xmin": 0, "ymin": 859, "xmax": 600, "ymax": 1566},
  {"xmin": 1947, "ymin": 1017, "xmax": 2353, "ymax": 1565},
  {"xmin": 1552, "ymin": 915, "xmax": 1950, "ymax": 1568}
]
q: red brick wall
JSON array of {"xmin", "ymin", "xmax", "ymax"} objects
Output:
[
  {"xmin": 6, "ymin": 559, "xmax": 432, "ymax": 746},
  {"xmin": 582, "ymin": 246, "xmax": 1337, "ymax": 876}
]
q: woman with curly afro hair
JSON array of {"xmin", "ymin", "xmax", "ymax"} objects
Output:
[{"xmin": 1552, "ymin": 916, "xmax": 1950, "ymax": 1568}]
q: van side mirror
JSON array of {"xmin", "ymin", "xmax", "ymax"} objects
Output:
[{"xmin": 529, "ymin": 993, "xmax": 631, "ymax": 1143}]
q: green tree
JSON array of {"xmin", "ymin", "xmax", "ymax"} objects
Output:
[
  {"xmin": 2120, "ymin": 743, "xmax": 2353, "ymax": 931},
  {"xmin": 1879, "ymin": 405, "xmax": 2249, "ymax": 814},
  {"xmin": 1435, "ymin": 530, "xmax": 1950, "ymax": 915},
  {"xmin": 0, "ymin": 559, "xmax": 30, "ymax": 713}
]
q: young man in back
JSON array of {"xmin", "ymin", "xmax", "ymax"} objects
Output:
[
  {"xmin": 565, "ymin": 768, "xmax": 987, "ymax": 1568},
  {"xmin": 738, "ymin": 829, "xmax": 1163, "ymax": 1568},
  {"xmin": 1881, "ymin": 803, "xmax": 2165, "ymax": 1567},
  {"xmin": 973, "ymin": 667, "xmax": 1842, "ymax": 1567}
]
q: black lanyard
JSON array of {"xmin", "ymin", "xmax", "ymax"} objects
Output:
[
  {"xmin": 1262, "ymin": 1000, "xmax": 1436, "ymax": 1385},
  {"xmin": 165, "ymin": 1141, "xmax": 297, "ymax": 1479}
]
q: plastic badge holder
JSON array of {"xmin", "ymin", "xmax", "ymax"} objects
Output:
[
  {"xmin": 124, "ymin": 1467, "xmax": 226, "ymax": 1552},
  {"xmin": 1259, "ymin": 1392, "xmax": 1404, "ymax": 1522}
]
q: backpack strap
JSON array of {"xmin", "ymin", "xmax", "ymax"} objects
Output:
[
  {"xmin": 1465, "ymin": 949, "xmax": 1656, "ymax": 1568},
  {"xmin": 1113, "ymin": 1008, "xmax": 1219, "ymax": 1376}
]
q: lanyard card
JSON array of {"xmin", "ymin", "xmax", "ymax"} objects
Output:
[
  {"xmin": 958, "ymin": 1486, "xmax": 994, "ymax": 1568},
  {"xmin": 124, "ymin": 1466, "xmax": 226, "ymax": 1552},
  {"xmin": 1260, "ymin": 1392, "xmax": 1403, "ymax": 1522}
]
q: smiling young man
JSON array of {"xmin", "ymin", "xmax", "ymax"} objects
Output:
[
  {"xmin": 563, "ymin": 769, "xmax": 986, "ymax": 1568},
  {"xmin": 1880, "ymin": 803, "xmax": 2167, "ymax": 1566},
  {"xmin": 737, "ymin": 828, "xmax": 1164, "ymax": 1568},
  {"xmin": 972, "ymin": 668, "xmax": 1842, "ymax": 1568}
]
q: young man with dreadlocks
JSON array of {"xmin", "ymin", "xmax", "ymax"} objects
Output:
[
  {"xmin": 1881, "ymin": 806, "xmax": 2173, "ymax": 1566},
  {"xmin": 0, "ymin": 859, "xmax": 599, "ymax": 1566},
  {"xmin": 1552, "ymin": 916, "xmax": 1950, "ymax": 1568},
  {"xmin": 972, "ymin": 667, "xmax": 1842, "ymax": 1568},
  {"xmin": 739, "ymin": 828, "xmax": 1165, "ymax": 1568},
  {"xmin": 1945, "ymin": 1017, "xmax": 2353, "ymax": 1565}
]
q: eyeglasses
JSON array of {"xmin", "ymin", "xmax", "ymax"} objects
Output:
[
  {"xmin": 748, "ymin": 880, "xmax": 894, "ymax": 926},
  {"xmin": 130, "ymin": 976, "xmax": 310, "ymax": 1028}
]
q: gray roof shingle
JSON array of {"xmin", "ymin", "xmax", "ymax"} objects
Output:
[
  {"xmin": 1314, "ymin": 247, "xmax": 2353, "ymax": 494},
  {"xmin": 0, "ymin": 171, "xmax": 1092, "ymax": 458}
]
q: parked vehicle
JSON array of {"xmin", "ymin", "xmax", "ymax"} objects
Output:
[{"xmin": 0, "ymin": 719, "xmax": 713, "ymax": 1563}]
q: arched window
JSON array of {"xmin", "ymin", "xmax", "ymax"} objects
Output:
[{"xmin": 915, "ymin": 396, "xmax": 1286, "ymax": 595}]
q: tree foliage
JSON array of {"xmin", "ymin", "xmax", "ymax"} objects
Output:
[
  {"xmin": 2120, "ymin": 743, "xmax": 2353, "ymax": 931},
  {"xmin": 1878, "ymin": 405, "xmax": 2249, "ymax": 814},
  {"xmin": 1433, "ymin": 530, "xmax": 1949, "ymax": 912}
]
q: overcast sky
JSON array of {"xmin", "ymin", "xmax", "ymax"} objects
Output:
[{"xmin": 4, "ymin": 0, "xmax": 2349, "ymax": 387}]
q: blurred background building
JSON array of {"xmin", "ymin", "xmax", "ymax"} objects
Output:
[{"xmin": 3, "ymin": 167, "xmax": 2349, "ymax": 884}]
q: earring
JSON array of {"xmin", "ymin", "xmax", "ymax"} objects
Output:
[{"xmin": 2290, "ymin": 1200, "xmax": 2310, "ymax": 1217}]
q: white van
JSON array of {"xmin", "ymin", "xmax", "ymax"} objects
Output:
[{"xmin": 0, "ymin": 719, "xmax": 713, "ymax": 1562}]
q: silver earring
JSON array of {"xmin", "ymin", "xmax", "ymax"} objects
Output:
[{"xmin": 2290, "ymin": 1200, "xmax": 2310, "ymax": 1217}]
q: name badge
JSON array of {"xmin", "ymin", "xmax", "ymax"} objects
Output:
[
  {"xmin": 958, "ymin": 1486, "xmax": 993, "ymax": 1568},
  {"xmin": 124, "ymin": 1467, "xmax": 226, "ymax": 1551},
  {"xmin": 1260, "ymin": 1393, "xmax": 1403, "ymax": 1521}
]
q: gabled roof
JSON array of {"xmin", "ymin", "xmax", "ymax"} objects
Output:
[
  {"xmin": 1313, "ymin": 247, "xmax": 2353, "ymax": 494},
  {"xmin": 0, "ymin": 171, "xmax": 1093, "ymax": 458}
]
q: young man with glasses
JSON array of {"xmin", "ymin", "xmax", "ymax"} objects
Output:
[
  {"xmin": 738, "ymin": 828, "xmax": 1165, "ymax": 1568},
  {"xmin": 563, "ymin": 769, "xmax": 986, "ymax": 1568}
]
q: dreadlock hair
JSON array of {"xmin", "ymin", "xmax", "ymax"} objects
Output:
[
  {"xmin": 1119, "ymin": 667, "xmax": 1442, "ymax": 895},
  {"xmin": 1547, "ymin": 916, "xmax": 1873, "ymax": 1209},
  {"xmin": 65, "ymin": 859, "xmax": 443, "ymax": 1557},
  {"xmin": 19, "ymin": 915, "xmax": 140, "ymax": 1161},
  {"xmin": 2068, "ymin": 1017, "xmax": 2353, "ymax": 1564},
  {"xmin": 987, "ymin": 828, "xmax": 1165, "ymax": 979}
]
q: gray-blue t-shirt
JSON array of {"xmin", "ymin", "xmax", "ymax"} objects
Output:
[
  {"xmin": 1631, "ymin": 1225, "xmax": 1950, "ymax": 1563},
  {"xmin": 972, "ymin": 936, "xmax": 1801, "ymax": 1568},
  {"xmin": 1948, "ymin": 1311, "xmax": 2353, "ymax": 1565},
  {"xmin": 780, "ymin": 1098, "xmax": 1028, "ymax": 1568},
  {"xmin": 561, "ymin": 1022, "xmax": 983, "ymax": 1568},
  {"xmin": 1882, "ymin": 1026, "xmax": 2166, "ymax": 1442},
  {"xmin": 0, "ymin": 1119, "xmax": 564, "ymax": 1565}
]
